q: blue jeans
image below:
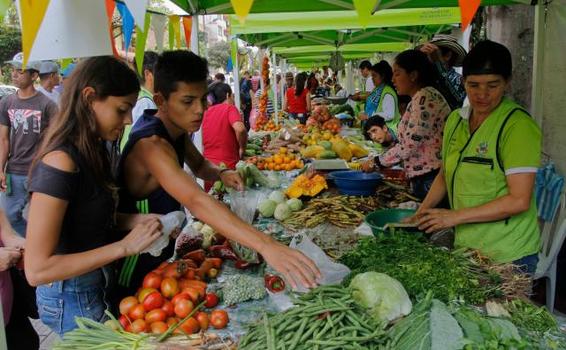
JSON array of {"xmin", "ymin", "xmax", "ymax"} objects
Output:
[
  {"xmin": 36, "ymin": 269, "xmax": 109, "ymax": 336},
  {"xmin": 513, "ymin": 253, "xmax": 539, "ymax": 275},
  {"xmin": 1, "ymin": 173, "xmax": 29, "ymax": 236},
  {"xmin": 410, "ymin": 169, "xmax": 440, "ymax": 200}
]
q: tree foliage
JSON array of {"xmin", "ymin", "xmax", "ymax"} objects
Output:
[{"xmin": 206, "ymin": 41, "xmax": 230, "ymax": 70}]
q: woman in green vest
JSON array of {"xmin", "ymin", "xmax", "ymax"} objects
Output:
[
  {"xmin": 359, "ymin": 61, "xmax": 400, "ymax": 130},
  {"xmin": 413, "ymin": 40, "xmax": 542, "ymax": 274}
]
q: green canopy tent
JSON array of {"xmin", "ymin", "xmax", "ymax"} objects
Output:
[{"xmin": 171, "ymin": 0, "xmax": 534, "ymax": 15}]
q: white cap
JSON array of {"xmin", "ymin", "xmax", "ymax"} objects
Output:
[
  {"xmin": 39, "ymin": 61, "xmax": 60, "ymax": 75},
  {"xmin": 5, "ymin": 52, "xmax": 42, "ymax": 71}
]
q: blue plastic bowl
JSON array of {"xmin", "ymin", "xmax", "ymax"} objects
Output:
[{"xmin": 327, "ymin": 170, "xmax": 382, "ymax": 196}]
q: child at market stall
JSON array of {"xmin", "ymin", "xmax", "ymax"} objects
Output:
[
  {"xmin": 361, "ymin": 115, "xmax": 398, "ymax": 173},
  {"xmin": 117, "ymin": 50, "xmax": 320, "ymax": 294},
  {"xmin": 24, "ymin": 57, "xmax": 163, "ymax": 336}
]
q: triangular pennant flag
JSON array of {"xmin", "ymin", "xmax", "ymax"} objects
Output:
[
  {"xmin": 173, "ymin": 16, "xmax": 181, "ymax": 48},
  {"xmin": 459, "ymin": 0, "xmax": 481, "ymax": 31},
  {"xmin": 104, "ymin": 0, "xmax": 120, "ymax": 58},
  {"xmin": 0, "ymin": 0, "xmax": 11, "ymax": 20},
  {"xmin": 168, "ymin": 15, "xmax": 175, "ymax": 49},
  {"xmin": 353, "ymin": 0, "xmax": 374, "ymax": 29},
  {"xmin": 135, "ymin": 13, "xmax": 151, "ymax": 76},
  {"xmin": 182, "ymin": 17, "xmax": 192, "ymax": 49},
  {"xmin": 19, "ymin": 0, "xmax": 51, "ymax": 67},
  {"xmin": 151, "ymin": 13, "xmax": 167, "ymax": 52},
  {"xmin": 61, "ymin": 58, "xmax": 73, "ymax": 70},
  {"xmin": 124, "ymin": 0, "xmax": 149, "ymax": 29},
  {"xmin": 230, "ymin": 0, "xmax": 254, "ymax": 24},
  {"xmin": 116, "ymin": 2, "xmax": 135, "ymax": 53}
]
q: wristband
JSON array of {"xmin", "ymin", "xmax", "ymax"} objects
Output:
[{"xmin": 219, "ymin": 168, "xmax": 230, "ymax": 175}]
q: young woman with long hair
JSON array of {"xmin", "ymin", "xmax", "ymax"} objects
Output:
[{"xmin": 24, "ymin": 56, "xmax": 161, "ymax": 336}]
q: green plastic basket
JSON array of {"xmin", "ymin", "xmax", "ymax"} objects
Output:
[{"xmin": 365, "ymin": 209, "xmax": 417, "ymax": 236}]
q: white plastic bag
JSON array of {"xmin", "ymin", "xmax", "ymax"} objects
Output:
[
  {"xmin": 289, "ymin": 233, "xmax": 351, "ymax": 293},
  {"xmin": 142, "ymin": 211, "xmax": 186, "ymax": 257}
]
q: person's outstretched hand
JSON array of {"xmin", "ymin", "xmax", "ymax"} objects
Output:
[
  {"xmin": 119, "ymin": 218, "xmax": 162, "ymax": 256},
  {"xmin": 261, "ymin": 239, "xmax": 321, "ymax": 290},
  {"xmin": 220, "ymin": 170, "xmax": 244, "ymax": 192}
]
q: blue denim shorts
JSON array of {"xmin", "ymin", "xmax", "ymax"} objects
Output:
[
  {"xmin": 36, "ymin": 269, "xmax": 110, "ymax": 336},
  {"xmin": 513, "ymin": 253, "xmax": 539, "ymax": 276}
]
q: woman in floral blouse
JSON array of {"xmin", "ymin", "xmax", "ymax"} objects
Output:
[{"xmin": 376, "ymin": 50, "xmax": 451, "ymax": 199}]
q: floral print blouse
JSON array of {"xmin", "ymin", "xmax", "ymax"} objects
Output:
[{"xmin": 379, "ymin": 86, "xmax": 451, "ymax": 179}]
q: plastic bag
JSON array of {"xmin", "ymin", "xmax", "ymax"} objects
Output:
[
  {"xmin": 172, "ymin": 218, "xmax": 204, "ymax": 260},
  {"xmin": 142, "ymin": 211, "xmax": 186, "ymax": 257},
  {"xmin": 228, "ymin": 189, "xmax": 265, "ymax": 263},
  {"xmin": 289, "ymin": 233, "xmax": 351, "ymax": 293}
]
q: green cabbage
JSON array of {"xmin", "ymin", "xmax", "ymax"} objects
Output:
[
  {"xmin": 274, "ymin": 203, "xmax": 292, "ymax": 221},
  {"xmin": 269, "ymin": 190, "xmax": 286, "ymax": 204},
  {"xmin": 259, "ymin": 199, "xmax": 277, "ymax": 218},
  {"xmin": 286, "ymin": 198, "xmax": 303, "ymax": 212},
  {"xmin": 349, "ymin": 272, "xmax": 412, "ymax": 323}
]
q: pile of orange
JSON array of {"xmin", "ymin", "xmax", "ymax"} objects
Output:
[
  {"xmin": 257, "ymin": 147, "xmax": 304, "ymax": 171},
  {"xmin": 256, "ymin": 119, "xmax": 281, "ymax": 132}
]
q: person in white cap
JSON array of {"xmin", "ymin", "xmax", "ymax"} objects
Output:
[
  {"xmin": 420, "ymin": 34, "xmax": 467, "ymax": 109},
  {"xmin": 0, "ymin": 52, "xmax": 58, "ymax": 236},
  {"xmin": 37, "ymin": 61, "xmax": 61, "ymax": 104}
]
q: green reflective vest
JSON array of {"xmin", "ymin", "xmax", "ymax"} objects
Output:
[
  {"xmin": 376, "ymin": 84, "xmax": 400, "ymax": 132},
  {"xmin": 442, "ymin": 98, "xmax": 540, "ymax": 263}
]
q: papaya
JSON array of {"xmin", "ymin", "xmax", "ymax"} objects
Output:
[
  {"xmin": 318, "ymin": 150, "xmax": 337, "ymax": 159},
  {"xmin": 348, "ymin": 143, "xmax": 369, "ymax": 158},
  {"xmin": 319, "ymin": 141, "xmax": 333, "ymax": 151},
  {"xmin": 332, "ymin": 140, "xmax": 353, "ymax": 161},
  {"xmin": 301, "ymin": 145, "xmax": 325, "ymax": 159}
]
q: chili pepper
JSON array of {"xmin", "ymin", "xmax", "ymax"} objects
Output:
[
  {"xmin": 182, "ymin": 249, "xmax": 206, "ymax": 265},
  {"xmin": 264, "ymin": 274, "xmax": 286, "ymax": 292},
  {"xmin": 205, "ymin": 257, "xmax": 223, "ymax": 269},
  {"xmin": 209, "ymin": 243, "xmax": 238, "ymax": 261}
]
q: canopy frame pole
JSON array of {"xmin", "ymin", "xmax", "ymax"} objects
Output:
[
  {"xmin": 255, "ymin": 33, "xmax": 295, "ymax": 47},
  {"xmin": 204, "ymin": 3, "xmax": 232, "ymax": 14},
  {"xmin": 187, "ymin": 0, "xmax": 197, "ymax": 14},
  {"xmin": 272, "ymin": 51, "xmax": 279, "ymax": 124},
  {"xmin": 231, "ymin": 37, "xmax": 241, "ymax": 111},
  {"xmin": 190, "ymin": 15, "xmax": 199, "ymax": 53},
  {"xmin": 318, "ymin": 0, "xmax": 354, "ymax": 10},
  {"xmin": 346, "ymin": 28, "xmax": 386, "ymax": 44},
  {"xmin": 281, "ymin": 58, "xmax": 286, "ymax": 115},
  {"xmin": 531, "ymin": 0, "xmax": 545, "ymax": 124},
  {"xmin": 300, "ymin": 33, "xmax": 336, "ymax": 46}
]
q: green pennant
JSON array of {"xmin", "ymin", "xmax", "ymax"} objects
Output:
[
  {"xmin": 135, "ymin": 13, "xmax": 151, "ymax": 76},
  {"xmin": 168, "ymin": 16, "xmax": 175, "ymax": 49},
  {"xmin": 0, "ymin": 0, "xmax": 10, "ymax": 20}
]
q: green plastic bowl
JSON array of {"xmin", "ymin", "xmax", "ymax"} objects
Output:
[{"xmin": 365, "ymin": 209, "xmax": 417, "ymax": 236}]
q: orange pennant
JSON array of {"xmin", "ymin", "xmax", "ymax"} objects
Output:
[
  {"xmin": 182, "ymin": 17, "xmax": 192, "ymax": 48},
  {"xmin": 20, "ymin": 0, "xmax": 50, "ymax": 67},
  {"xmin": 459, "ymin": 0, "xmax": 481, "ymax": 31},
  {"xmin": 104, "ymin": 0, "xmax": 120, "ymax": 58}
]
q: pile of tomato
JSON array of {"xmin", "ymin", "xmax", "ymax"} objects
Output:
[{"xmin": 117, "ymin": 258, "xmax": 229, "ymax": 335}]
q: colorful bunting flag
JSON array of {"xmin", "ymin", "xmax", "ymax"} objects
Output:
[
  {"xmin": 19, "ymin": 0, "xmax": 51, "ymax": 67},
  {"xmin": 168, "ymin": 15, "xmax": 176, "ymax": 49},
  {"xmin": 135, "ymin": 12, "xmax": 151, "ymax": 76},
  {"xmin": 353, "ymin": 0, "xmax": 373, "ymax": 29},
  {"xmin": 0, "ymin": 0, "xmax": 11, "ymax": 20},
  {"xmin": 459, "ymin": 0, "xmax": 481, "ymax": 31},
  {"xmin": 182, "ymin": 17, "xmax": 192, "ymax": 49},
  {"xmin": 116, "ymin": 1, "xmax": 135, "ymax": 53},
  {"xmin": 124, "ymin": 0, "xmax": 149, "ymax": 29},
  {"xmin": 151, "ymin": 13, "xmax": 167, "ymax": 52},
  {"xmin": 230, "ymin": 0, "xmax": 254, "ymax": 24},
  {"xmin": 173, "ymin": 16, "xmax": 181, "ymax": 48},
  {"xmin": 104, "ymin": 0, "xmax": 120, "ymax": 57}
]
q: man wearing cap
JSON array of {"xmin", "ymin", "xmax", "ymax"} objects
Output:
[
  {"xmin": 0, "ymin": 52, "xmax": 58, "ymax": 236},
  {"xmin": 420, "ymin": 34, "xmax": 467, "ymax": 109},
  {"xmin": 37, "ymin": 61, "xmax": 61, "ymax": 104}
]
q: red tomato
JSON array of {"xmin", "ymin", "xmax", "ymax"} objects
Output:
[
  {"xmin": 130, "ymin": 319, "xmax": 147, "ymax": 334},
  {"xmin": 163, "ymin": 262, "xmax": 181, "ymax": 279},
  {"xmin": 195, "ymin": 312, "xmax": 209, "ymax": 330},
  {"xmin": 181, "ymin": 287, "xmax": 201, "ymax": 303},
  {"xmin": 160, "ymin": 277, "xmax": 179, "ymax": 298},
  {"xmin": 128, "ymin": 304, "xmax": 146, "ymax": 321},
  {"xmin": 142, "ymin": 291, "xmax": 164, "ymax": 311},
  {"xmin": 143, "ymin": 272, "xmax": 162, "ymax": 289},
  {"xmin": 171, "ymin": 292, "xmax": 191, "ymax": 305},
  {"xmin": 118, "ymin": 314, "xmax": 131, "ymax": 329},
  {"xmin": 204, "ymin": 292, "xmax": 219, "ymax": 308},
  {"xmin": 145, "ymin": 308, "xmax": 167, "ymax": 323},
  {"xmin": 150, "ymin": 321, "xmax": 168, "ymax": 334},
  {"xmin": 137, "ymin": 287, "xmax": 158, "ymax": 304},
  {"xmin": 161, "ymin": 300, "xmax": 175, "ymax": 317},
  {"xmin": 210, "ymin": 310, "xmax": 229, "ymax": 329},
  {"xmin": 174, "ymin": 299, "xmax": 194, "ymax": 318},
  {"xmin": 179, "ymin": 317, "xmax": 200, "ymax": 334},
  {"xmin": 166, "ymin": 317, "xmax": 178, "ymax": 327},
  {"xmin": 119, "ymin": 296, "xmax": 139, "ymax": 315}
]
